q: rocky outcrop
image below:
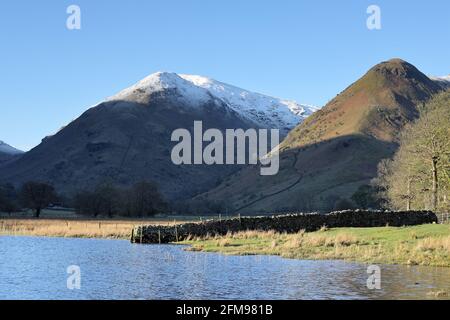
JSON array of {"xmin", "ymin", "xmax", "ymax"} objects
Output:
[{"xmin": 131, "ymin": 210, "xmax": 438, "ymax": 244}]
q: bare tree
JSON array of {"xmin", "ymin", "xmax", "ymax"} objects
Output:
[
  {"xmin": 0, "ymin": 184, "xmax": 19, "ymax": 215},
  {"xmin": 124, "ymin": 181, "xmax": 166, "ymax": 217},
  {"xmin": 20, "ymin": 182, "xmax": 57, "ymax": 218},
  {"xmin": 376, "ymin": 91, "xmax": 450, "ymax": 212},
  {"xmin": 74, "ymin": 191, "xmax": 103, "ymax": 217},
  {"xmin": 95, "ymin": 183, "xmax": 121, "ymax": 218}
]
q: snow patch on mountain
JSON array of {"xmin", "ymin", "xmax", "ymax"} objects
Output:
[
  {"xmin": 0, "ymin": 141, "xmax": 23, "ymax": 155},
  {"xmin": 109, "ymin": 72, "xmax": 319, "ymax": 134},
  {"xmin": 179, "ymin": 74, "xmax": 319, "ymax": 135},
  {"xmin": 430, "ymin": 75, "xmax": 450, "ymax": 88}
]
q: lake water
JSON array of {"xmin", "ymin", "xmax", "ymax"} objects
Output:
[{"xmin": 0, "ymin": 236, "xmax": 449, "ymax": 300}]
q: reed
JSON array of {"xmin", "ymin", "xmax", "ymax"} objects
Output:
[{"xmin": 0, "ymin": 218, "xmax": 186, "ymax": 239}]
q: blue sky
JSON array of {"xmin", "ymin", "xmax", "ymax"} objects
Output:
[{"xmin": 1, "ymin": 0, "xmax": 449, "ymax": 151}]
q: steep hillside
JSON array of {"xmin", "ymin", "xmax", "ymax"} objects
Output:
[
  {"xmin": 282, "ymin": 59, "xmax": 441, "ymax": 149},
  {"xmin": 198, "ymin": 59, "xmax": 443, "ymax": 213}
]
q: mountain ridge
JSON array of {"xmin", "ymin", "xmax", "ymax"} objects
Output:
[{"xmin": 108, "ymin": 71, "xmax": 318, "ymax": 136}]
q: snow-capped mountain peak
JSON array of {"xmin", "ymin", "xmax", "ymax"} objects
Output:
[
  {"xmin": 109, "ymin": 72, "xmax": 319, "ymax": 135},
  {"xmin": 0, "ymin": 141, "xmax": 23, "ymax": 155},
  {"xmin": 109, "ymin": 72, "xmax": 213, "ymax": 107}
]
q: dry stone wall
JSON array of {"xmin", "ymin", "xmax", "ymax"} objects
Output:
[{"xmin": 131, "ymin": 210, "xmax": 438, "ymax": 244}]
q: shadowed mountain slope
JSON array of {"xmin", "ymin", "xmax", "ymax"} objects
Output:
[{"xmin": 0, "ymin": 85, "xmax": 255, "ymax": 200}]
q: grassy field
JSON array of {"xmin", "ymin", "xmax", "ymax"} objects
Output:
[
  {"xmin": 1, "ymin": 219, "xmax": 137, "ymax": 239},
  {"xmin": 183, "ymin": 224, "xmax": 450, "ymax": 267},
  {"xmin": 0, "ymin": 209, "xmax": 201, "ymax": 239}
]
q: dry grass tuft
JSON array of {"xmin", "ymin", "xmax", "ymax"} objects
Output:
[
  {"xmin": 270, "ymin": 240, "xmax": 278, "ymax": 249},
  {"xmin": 334, "ymin": 233, "xmax": 359, "ymax": 246},
  {"xmin": 303, "ymin": 234, "xmax": 328, "ymax": 247},
  {"xmin": 427, "ymin": 290, "xmax": 449, "ymax": 298},
  {"xmin": 283, "ymin": 237, "xmax": 303, "ymax": 249},
  {"xmin": 282, "ymin": 232, "xmax": 358, "ymax": 249},
  {"xmin": 216, "ymin": 238, "xmax": 231, "ymax": 247},
  {"xmin": 230, "ymin": 230, "xmax": 276, "ymax": 240},
  {"xmin": 416, "ymin": 236, "xmax": 450, "ymax": 252}
]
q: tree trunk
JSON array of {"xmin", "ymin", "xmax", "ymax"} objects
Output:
[
  {"xmin": 35, "ymin": 208, "xmax": 41, "ymax": 218},
  {"xmin": 431, "ymin": 157, "xmax": 438, "ymax": 211}
]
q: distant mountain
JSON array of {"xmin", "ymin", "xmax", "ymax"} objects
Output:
[
  {"xmin": 0, "ymin": 141, "xmax": 23, "ymax": 165},
  {"xmin": 0, "ymin": 141, "xmax": 23, "ymax": 155},
  {"xmin": 0, "ymin": 72, "xmax": 316, "ymax": 200},
  {"xmin": 431, "ymin": 75, "xmax": 450, "ymax": 89},
  {"xmin": 198, "ymin": 59, "xmax": 444, "ymax": 213}
]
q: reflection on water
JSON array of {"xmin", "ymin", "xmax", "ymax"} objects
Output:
[{"xmin": 0, "ymin": 236, "xmax": 448, "ymax": 300}]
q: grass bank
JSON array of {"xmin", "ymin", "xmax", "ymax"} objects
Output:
[{"xmin": 183, "ymin": 224, "xmax": 450, "ymax": 267}]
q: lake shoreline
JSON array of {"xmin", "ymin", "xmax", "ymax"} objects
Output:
[
  {"xmin": 2, "ymin": 217, "xmax": 449, "ymax": 269},
  {"xmin": 182, "ymin": 224, "xmax": 450, "ymax": 268}
]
